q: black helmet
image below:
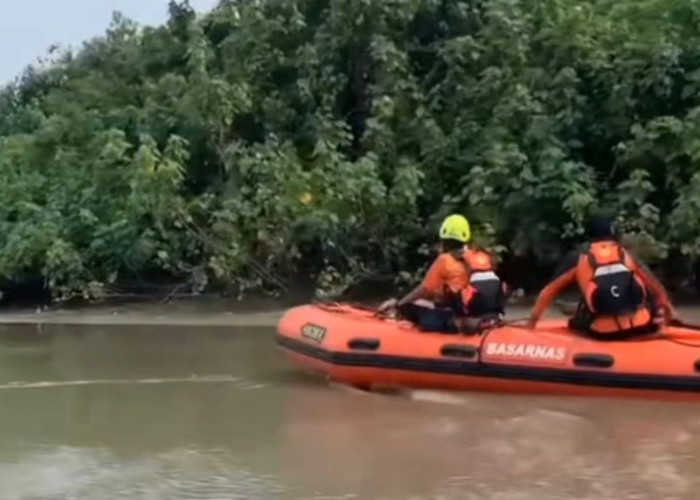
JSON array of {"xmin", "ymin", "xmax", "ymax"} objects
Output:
[{"xmin": 586, "ymin": 215, "xmax": 615, "ymax": 239}]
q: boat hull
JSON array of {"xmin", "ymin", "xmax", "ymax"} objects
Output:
[{"xmin": 277, "ymin": 303, "xmax": 700, "ymax": 401}]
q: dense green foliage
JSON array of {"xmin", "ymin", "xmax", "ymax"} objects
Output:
[{"xmin": 3, "ymin": 0, "xmax": 700, "ymax": 300}]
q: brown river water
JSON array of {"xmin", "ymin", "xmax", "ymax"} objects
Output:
[{"xmin": 2, "ymin": 308, "xmax": 700, "ymax": 499}]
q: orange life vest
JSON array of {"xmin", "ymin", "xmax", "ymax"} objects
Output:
[
  {"xmin": 458, "ymin": 249, "xmax": 505, "ymax": 317},
  {"xmin": 575, "ymin": 241, "xmax": 649, "ymax": 333}
]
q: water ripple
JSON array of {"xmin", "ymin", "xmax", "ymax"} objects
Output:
[
  {"xmin": 0, "ymin": 447, "xmax": 292, "ymax": 500},
  {"xmin": 0, "ymin": 375, "xmax": 245, "ymax": 390}
]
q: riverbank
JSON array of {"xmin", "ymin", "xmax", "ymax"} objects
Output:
[
  {"xmin": 2, "ymin": 295, "xmax": 700, "ymax": 327},
  {"xmin": 0, "ymin": 297, "xmax": 289, "ymax": 327},
  {"xmin": 0, "ymin": 295, "xmax": 530, "ymax": 327}
]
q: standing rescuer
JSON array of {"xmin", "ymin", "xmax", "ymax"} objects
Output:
[
  {"xmin": 378, "ymin": 214, "xmax": 505, "ymax": 334},
  {"xmin": 526, "ymin": 215, "xmax": 678, "ymax": 337}
]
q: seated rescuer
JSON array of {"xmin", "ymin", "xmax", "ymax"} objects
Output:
[
  {"xmin": 526, "ymin": 215, "xmax": 678, "ymax": 337},
  {"xmin": 378, "ymin": 214, "xmax": 506, "ymax": 333}
]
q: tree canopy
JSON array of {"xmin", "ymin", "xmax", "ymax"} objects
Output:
[{"xmin": 2, "ymin": 0, "xmax": 700, "ymax": 301}]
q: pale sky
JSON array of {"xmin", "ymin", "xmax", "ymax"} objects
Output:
[{"xmin": 0, "ymin": 0, "xmax": 219, "ymax": 84}]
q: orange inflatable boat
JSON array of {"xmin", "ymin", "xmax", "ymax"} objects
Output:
[{"xmin": 276, "ymin": 303, "xmax": 700, "ymax": 401}]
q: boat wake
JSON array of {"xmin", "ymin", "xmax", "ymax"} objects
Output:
[{"xmin": 0, "ymin": 375, "xmax": 260, "ymax": 391}]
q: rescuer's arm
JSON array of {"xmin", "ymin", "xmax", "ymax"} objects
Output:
[
  {"xmin": 526, "ymin": 268, "xmax": 577, "ymax": 329},
  {"xmin": 378, "ymin": 256, "xmax": 447, "ymax": 312}
]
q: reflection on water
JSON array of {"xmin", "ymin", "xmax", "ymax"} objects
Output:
[{"xmin": 0, "ymin": 323, "xmax": 699, "ymax": 499}]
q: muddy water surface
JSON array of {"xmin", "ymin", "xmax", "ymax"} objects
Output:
[{"xmin": 1, "ymin": 319, "xmax": 700, "ymax": 499}]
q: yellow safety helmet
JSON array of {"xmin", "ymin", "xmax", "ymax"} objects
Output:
[{"xmin": 439, "ymin": 214, "xmax": 471, "ymax": 243}]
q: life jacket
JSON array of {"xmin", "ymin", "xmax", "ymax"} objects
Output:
[
  {"xmin": 575, "ymin": 241, "xmax": 649, "ymax": 333},
  {"xmin": 457, "ymin": 249, "xmax": 505, "ymax": 317}
]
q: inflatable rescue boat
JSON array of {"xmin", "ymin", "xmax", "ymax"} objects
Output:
[{"xmin": 276, "ymin": 303, "xmax": 700, "ymax": 401}]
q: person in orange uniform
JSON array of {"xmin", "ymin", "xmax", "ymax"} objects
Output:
[
  {"xmin": 378, "ymin": 214, "xmax": 505, "ymax": 333},
  {"xmin": 526, "ymin": 215, "xmax": 678, "ymax": 338}
]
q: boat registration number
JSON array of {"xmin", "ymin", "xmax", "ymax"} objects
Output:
[{"xmin": 301, "ymin": 323, "xmax": 326, "ymax": 343}]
